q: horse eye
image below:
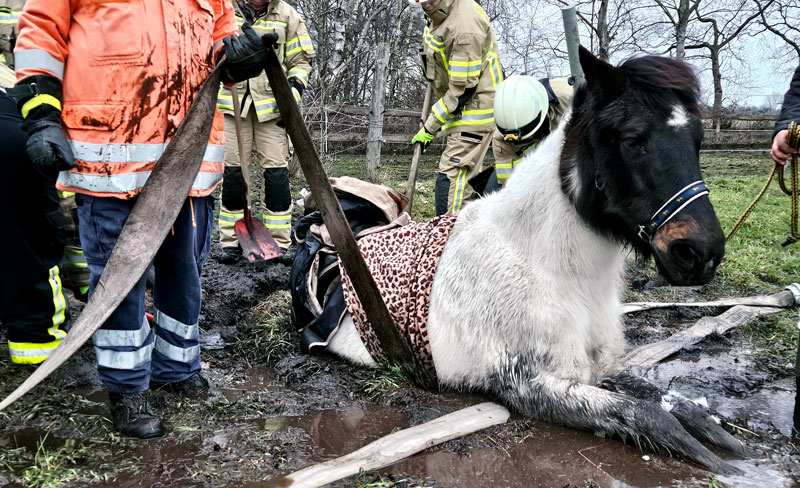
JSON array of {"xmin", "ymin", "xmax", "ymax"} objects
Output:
[{"xmin": 622, "ymin": 137, "xmax": 646, "ymax": 151}]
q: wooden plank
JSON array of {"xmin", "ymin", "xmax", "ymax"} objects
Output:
[
  {"xmin": 274, "ymin": 402, "xmax": 510, "ymax": 488},
  {"xmin": 261, "ymin": 45, "xmax": 420, "ymax": 376},
  {"xmin": 622, "ymin": 289, "xmax": 796, "ymax": 314},
  {"xmin": 624, "ymin": 305, "xmax": 786, "ymax": 369}
]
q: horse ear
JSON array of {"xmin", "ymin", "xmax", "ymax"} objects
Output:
[{"xmin": 578, "ymin": 45, "xmax": 622, "ymax": 98}]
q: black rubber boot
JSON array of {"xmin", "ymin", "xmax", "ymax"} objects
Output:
[
  {"xmin": 217, "ymin": 246, "xmax": 242, "ymax": 264},
  {"xmin": 108, "ymin": 391, "xmax": 165, "ymax": 439},
  {"xmin": 151, "ymin": 372, "xmax": 210, "ymax": 399}
]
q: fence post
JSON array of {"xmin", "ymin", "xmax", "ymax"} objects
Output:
[
  {"xmin": 366, "ymin": 42, "xmax": 391, "ymax": 181},
  {"xmin": 561, "ymin": 6, "xmax": 585, "ymax": 88}
]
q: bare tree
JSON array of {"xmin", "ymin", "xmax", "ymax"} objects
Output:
[
  {"xmin": 653, "ymin": 0, "xmax": 701, "ymax": 60},
  {"xmin": 755, "ymin": 0, "xmax": 800, "ymax": 61}
]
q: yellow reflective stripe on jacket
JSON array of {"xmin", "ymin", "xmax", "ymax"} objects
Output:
[
  {"xmin": 424, "ymin": 26, "xmax": 449, "ymax": 72},
  {"xmin": 235, "ymin": 16, "xmax": 287, "ymax": 32},
  {"xmin": 486, "ymin": 47, "xmax": 503, "ymax": 88},
  {"xmin": 285, "ymin": 36, "xmax": 313, "ymax": 56},
  {"xmin": 47, "ymin": 265, "xmax": 68, "ymax": 339},
  {"xmin": 0, "ymin": 64, "xmax": 15, "ymax": 87},
  {"xmin": 442, "ymin": 108, "xmax": 494, "ymax": 131},
  {"xmin": 449, "ymin": 59, "xmax": 482, "ymax": 78},
  {"xmin": 498, "ymin": 142, "xmax": 537, "ymax": 181},
  {"xmin": 254, "ymin": 98, "xmax": 278, "ymax": 115},
  {"xmin": 432, "ymin": 99, "xmax": 454, "ymax": 124},
  {"xmin": 21, "ymin": 94, "xmax": 62, "ymax": 119},
  {"xmin": 57, "ymin": 190, "xmax": 76, "ymax": 199},
  {"xmin": 218, "ymin": 210, "xmax": 243, "ymax": 227},
  {"xmin": 450, "ymin": 168, "xmax": 468, "ymax": 214},
  {"xmin": 8, "ymin": 339, "xmax": 62, "ymax": 365},
  {"xmin": 261, "ymin": 213, "xmax": 291, "ymax": 230},
  {"xmin": 0, "ymin": 9, "xmax": 20, "ymax": 25},
  {"xmin": 63, "ymin": 248, "xmax": 88, "ymax": 269},
  {"xmin": 287, "ymin": 67, "xmax": 309, "ymax": 85}
]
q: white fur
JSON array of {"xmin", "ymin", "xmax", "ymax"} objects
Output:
[
  {"xmin": 667, "ymin": 104, "xmax": 689, "ymax": 128},
  {"xmin": 328, "ymin": 119, "xmax": 626, "ymax": 390}
]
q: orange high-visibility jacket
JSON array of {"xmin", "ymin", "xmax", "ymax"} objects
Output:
[{"xmin": 14, "ymin": 0, "xmax": 236, "ymax": 199}]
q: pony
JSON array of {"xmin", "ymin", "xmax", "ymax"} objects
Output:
[{"xmin": 325, "ymin": 47, "xmax": 739, "ymax": 473}]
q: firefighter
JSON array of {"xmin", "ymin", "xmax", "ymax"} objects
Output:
[
  {"xmin": 0, "ymin": 61, "xmax": 70, "ymax": 368},
  {"xmin": 408, "ymin": 0, "xmax": 504, "ymax": 216},
  {"xmin": 489, "ymin": 74, "xmax": 574, "ymax": 191},
  {"xmin": 9, "ymin": 0, "xmax": 269, "ymax": 438},
  {"xmin": 216, "ymin": 0, "xmax": 315, "ymax": 264},
  {"xmin": 0, "ymin": 0, "xmax": 23, "ymax": 68}
]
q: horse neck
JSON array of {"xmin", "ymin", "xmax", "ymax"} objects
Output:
[{"xmin": 483, "ymin": 121, "xmax": 624, "ymax": 279}]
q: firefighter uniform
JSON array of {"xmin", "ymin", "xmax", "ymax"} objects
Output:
[
  {"xmin": 57, "ymin": 191, "xmax": 90, "ymax": 300},
  {"xmin": 492, "ymin": 77, "xmax": 573, "ymax": 185},
  {"xmin": 0, "ymin": 0, "xmax": 23, "ymax": 68},
  {"xmin": 418, "ymin": 0, "xmax": 503, "ymax": 215},
  {"xmin": 13, "ymin": 0, "xmax": 236, "ymax": 392},
  {"xmin": 217, "ymin": 0, "xmax": 315, "ymax": 250},
  {"xmin": 0, "ymin": 73, "xmax": 70, "ymax": 365}
]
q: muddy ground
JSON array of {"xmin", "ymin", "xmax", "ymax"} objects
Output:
[{"xmin": 1, "ymin": 152, "xmax": 799, "ymax": 488}]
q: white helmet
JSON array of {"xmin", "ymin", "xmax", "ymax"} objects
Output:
[{"xmin": 494, "ymin": 75, "xmax": 550, "ymax": 142}]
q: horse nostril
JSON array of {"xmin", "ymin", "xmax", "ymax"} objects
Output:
[{"xmin": 668, "ymin": 241, "xmax": 701, "ymax": 270}]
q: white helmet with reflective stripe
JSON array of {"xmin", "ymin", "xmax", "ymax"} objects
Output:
[{"xmin": 494, "ymin": 75, "xmax": 550, "ymax": 142}]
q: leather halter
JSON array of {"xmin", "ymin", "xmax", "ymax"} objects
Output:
[{"xmin": 637, "ymin": 181, "xmax": 709, "ymax": 241}]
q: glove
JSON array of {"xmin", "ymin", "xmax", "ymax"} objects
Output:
[
  {"xmin": 222, "ymin": 24, "xmax": 278, "ymax": 83},
  {"xmin": 7, "ymin": 75, "xmax": 75, "ymax": 181},
  {"xmin": 411, "ymin": 127, "xmax": 435, "ymax": 152}
]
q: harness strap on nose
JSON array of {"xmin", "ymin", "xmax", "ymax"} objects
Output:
[{"xmin": 638, "ymin": 180, "xmax": 709, "ymax": 241}]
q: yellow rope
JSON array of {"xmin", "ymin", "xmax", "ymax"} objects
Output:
[{"xmin": 726, "ymin": 121, "xmax": 800, "ymax": 247}]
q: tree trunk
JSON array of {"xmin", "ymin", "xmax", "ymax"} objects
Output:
[
  {"xmin": 366, "ymin": 43, "xmax": 391, "ymax": 181},
  {"xmin": 711, "ymin": 47, "xmax": 723, "ymax": 134},
  {"xmin": 596, "ymin": 0, "xmax": 610, "ymax": 61},
  {"xmin": 675, "ymin": 0, "xmax": 690, "ymax": 60}
]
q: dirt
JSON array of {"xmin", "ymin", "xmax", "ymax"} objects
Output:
[{"xmin": 1, "ymin": 163, "xmax": 799, "ymax": 487}]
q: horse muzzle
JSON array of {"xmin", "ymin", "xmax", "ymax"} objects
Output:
[{"xmin": 651, "ymin": 218, "xmax": 725, "ymax": 285}]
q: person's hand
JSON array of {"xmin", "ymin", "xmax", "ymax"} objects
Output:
[
  {"xmin": 222, "ymin": 24, "xmax": 274, "ymax": 83},
  {"xmin": 411, "ymin": 127, "xmax": 435, "ymax": 152},
  {"xmin": 23, "ymin": 117, "xmax": 75, "ymax": 180},
  {"xmin": 771, "ymin": 129, "xmax": 798, "ymax": 165}
]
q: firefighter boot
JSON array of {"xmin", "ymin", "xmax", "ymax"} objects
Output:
[
  {"xmin": 151, "ymin": 372, "xmax": 210, "ymax": 399},
  {"xmin": 108, "ymin": 391, "xmax": 165, "ymax": 439}
]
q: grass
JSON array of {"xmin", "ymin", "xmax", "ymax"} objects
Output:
[
  {"xmin": 5, "ymin": 434, "xmax": 92, "ymax": 488},
  {"xmin": 358, "ymin": 362, "xmax": 413, "ymax": 401},
  {"xmin": 234, "ymin": 290, "xmax": 295, "ymax": 364}
]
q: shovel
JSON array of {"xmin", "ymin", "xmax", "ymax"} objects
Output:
[
  {"xmin": 402, "ymin": 85, "xmax": 433, "ymax": 214},
  {"xmin": 229, "ymin": 84, "xmax": 282, "ymax": 262}
]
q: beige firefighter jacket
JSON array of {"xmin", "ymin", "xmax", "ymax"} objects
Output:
[
  {"xmin": 0, "ymin": 61, "xmax": 13, "ymax": 88},
  {"xmin": 0, "ymin": 0, "xmax": 24, "ymax": 66},
  {"xmin": 493, "ymin": 77, "xmax": 574, "ymax": 179},
  {"xmin": 217, "ymin": 0, "xmax": 315, "ymax": 123},
  {"xmin": 421, "ymin": 0, "xmax": 503, "ymax": 137}
]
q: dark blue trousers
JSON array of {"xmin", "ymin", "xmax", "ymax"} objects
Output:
[{"xmin": 76, "ymin": 194, "xmax": 213, "ymax": 392}]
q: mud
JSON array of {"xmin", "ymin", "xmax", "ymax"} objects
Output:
[{"xmin": 1, "ymin": 171, "xmax": 799, "ymax": 487}]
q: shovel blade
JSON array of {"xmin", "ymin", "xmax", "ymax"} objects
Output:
[{"xmin": 234, "ymin": 209, "xmax": 283, "ymax": 262}]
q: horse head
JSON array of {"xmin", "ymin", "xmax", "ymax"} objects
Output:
[{"xmin": 561, "ymin": 46, "xmax": 725, "ymax": 286}]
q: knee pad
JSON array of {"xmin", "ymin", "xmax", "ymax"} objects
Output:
[
  {"xmin": 435, "ymin": 173, "xmax": 450, "ymax": 216},
  {"xmin": 263, "ymin": 167, "xmax": 291, "ymax": 212},
  {"xmin": 221, "ymin": 167, "xmax": 246, "ymax": 210}
]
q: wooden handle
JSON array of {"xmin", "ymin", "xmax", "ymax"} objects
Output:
[
  {"xmin": 230, "ymin": 84, "xmax": 251, "ymax": 208},
  {"xmin": 403, "ymin": 85, "xmax": 434, "ymax": 213}
]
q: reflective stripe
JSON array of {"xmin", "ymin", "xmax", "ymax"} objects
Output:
[
  {"xmin": 93, "ymin": 316, "xmax": 151, "ymax": 348},
  {"xmin": 154, "ymin": 337, "xmax": 200, "ymax": 364},
  {"xmin": 451, "ymin": 168, "xmax": 467, "ymax": 214},
  {"xmin": 212, "ymin": 40, "xmax": 225, "ymax": 59},
  {"xmin": 442, "ymin": 109, "xmax": 494, "ymax": 131},
  {"xmin": 63, "ymin": 250, "xmax": 88, "ymax": 268},
  {"xmin": 236, "ymin": 16, "xmax": 286, "ymax": 31},
  {"xmin": 432, "ymin": 100, "xmax": 453, "ymax": 124},
  {"xmin": 287, "ymin": 67, "xmax": 309, "ymax": 85},
  {"xmin": 154, "ymin": 309, "xmax": 198, "ymax": 340},
  {"xmin": 285, "ymin": 36, "xmax": 313, "ymax": 56},
  {"xmin": 21, "ymin": 94, "xmax": 62, "ymax": 119},
  {"xmin": 15, "ymin": 49, "xmax": 65, "ymax": 80},
  {"xmin": 261, "ymin": 213, "xmax": 291, "ymax": 229},
  {"xmin": 69, "ymin": 141, "xmax": 225, "ymax": 164},
  {"xmin": 0, "ymin": 66, "xmax": 15, "ymax": 85},
  {"xmin": 58, "ymin": 169, "xmax": 223, "ymax": 194},
  {"xmin": 96, "ymin": 342, "xmax": 154, "ymax": 370},
  {"xmin": 486, "ymin": 48, "xmax": 503, "ymax": 88},
  {"xmin": 254, "ymin": 98, "xmax": 278, "ymax": 115},
  {"xmin": 57, "ymin": 190, "xmax": 76, "ymax": 198},
  {"xmin": 46, "ymin": 266, "xmax": 67, "ymax": 340},
  {"xmin": 495, "ymin": 162, "xmax": 513, "ymax": 180},
  {"xmin": 449, "ymin": 59, "xmax": 482, "ymax": 78},
  {"xmin": 9, "ymin": 339, "xmax": 61, "ymax": 364},
  {"xmin": 218, "ymin": 210, "xmax": 243, "ymax": 226}
]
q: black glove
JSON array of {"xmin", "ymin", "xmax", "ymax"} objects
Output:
[
  {"xmin": 222, "ymin": 24, "xmax": 278, "ymax": 83},
  {"xmin": 7, "ymin": 75, "xmax": 75, "ymax": 181}
]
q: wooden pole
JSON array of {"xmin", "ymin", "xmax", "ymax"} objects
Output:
[
  {"xmin": 403, "ymin": 85, "xmax": 433, "ymax": 213},
  {"xmin": 365, "ymin": 42, "xmax": 390, "ymax": 181},
  {"xmin": 261, "ymin": 43, "xmax": 420, "ymax": 375},
  {"xmin": 561, "ymin": 6, "xmax": 585, "ymax": 88},
  {"xmin": 274, "ymin": 402, "xmax": 510, "ymax": 488}
]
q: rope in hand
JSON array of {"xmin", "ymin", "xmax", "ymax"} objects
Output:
[{"xmin": 726, "ymin": 121, "xmax": 800, "ymax": 247}]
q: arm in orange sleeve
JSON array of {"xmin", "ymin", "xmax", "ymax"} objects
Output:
[
  {"xmin": 14, "ymin": 0, "xmax": 71, "ymax": 82},
  {"xmin": 212, "ymin": 0, "xmax": 237, "ymax": 62}
]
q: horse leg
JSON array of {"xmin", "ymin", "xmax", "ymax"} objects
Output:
[
  {"xmin": 490, "ymin": 370, "xmax": 741, "ymax": 475},
  {"xmin": 598, "ymin": 370, "xmax": 743, "ymax": 455}
]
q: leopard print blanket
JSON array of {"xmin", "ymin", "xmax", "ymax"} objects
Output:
[{"xmin": 339, "ymin": 214, "xmax": 458, "ymax": 377}]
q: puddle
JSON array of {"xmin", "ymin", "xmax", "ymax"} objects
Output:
[{"xmin": 222, "ymin": 366, "xmax": 278, "ymax": 401}]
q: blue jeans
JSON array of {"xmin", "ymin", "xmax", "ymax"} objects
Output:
[{"xmin": 76, "ymin": 194, "xmax": 213, "ymax": 392}]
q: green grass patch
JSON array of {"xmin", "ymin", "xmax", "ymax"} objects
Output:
[
  {"xmin": 357, "ymin": 363, "xmax": 412, "ymax": 401},
  {"xmin": 234, "ymin": 290, "xmax": 295, "ymax": 364}
]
